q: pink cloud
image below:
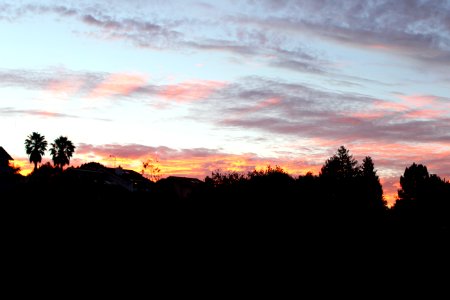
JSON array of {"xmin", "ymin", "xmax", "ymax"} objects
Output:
[
  {"xmin": 46, "ymin": 78, "xmax": 83, "ymax": 98},
  {"xmin": 396, "ymin": 94, "xmax": 438, "ymax": 107},
  {"xmin": 374, "ymin": 100, "xmax": 407, "ymax": 112},
  {"xmin": 368, "ymin": 44, "xmax": 394, "ymax": 50},
  {"xmin": 77, "ymin": 143, "xmax": 164, "ymax": 160},
  {"xmin": 403, "ymin": 109, "xmax": 446, "ymax": 119},
  {"xmin": 254, "ymin": 97, "xmax": 282, "ymax": 109},
  {"xmin": 88, "ymin": 72, "xmax": 149, "ymax": 99},
  {"xmin": 350, "ymin": 111, "xmax": 386, "ymax": 120},
  {"xmin": 159, "ymin": 80, "xmax": 226, "ymax": 102}
]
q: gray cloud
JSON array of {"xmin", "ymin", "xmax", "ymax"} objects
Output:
[
  {"xmin": 2, "ymin": 66, "xmax": 449, "ymax": 147},
  {"xmin": 0, "ymin": 107, "xmax": 111, "ymax": 121},
  {"xmin": 0, "ymin": 2, "xmax": 330, "ymax": 75},
  {"xmin": 0, "ymin": 67, "xmax": 106, "ymax": 94},
  {"xmin": 0, "ymin": 67, "xmax": 161, "ymax": 102},
  {"xmin": 238, "ymin": 0, "xmax": 450, "ymax": 67},
  {"xmin": 0, "ymin": 107, "xmax": 80, "ymax": 119},
  {"xmin": 191, "ymin": 76, "xmax": 450, "ymax": 144},
  {"xmin": 2, "ymin": 1, "xmax": 449, "ymax": 72}
]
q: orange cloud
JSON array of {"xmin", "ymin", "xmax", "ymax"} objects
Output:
[
  {"xmin": 89, "ymin": 72, "xmax": 149, "ymax": 98},
  {"xmin": 159, "ymin": 80, "xmax": 226, "ymax": 102}
]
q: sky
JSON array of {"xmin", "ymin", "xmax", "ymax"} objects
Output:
[{"xmin": 1, "ymin": 0, "xmax": 449, "ymax": 205}]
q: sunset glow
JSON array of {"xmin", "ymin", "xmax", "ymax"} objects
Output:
[{"xmin": 1, "ymin": 0, "xmax": 450, "ymax": 206}]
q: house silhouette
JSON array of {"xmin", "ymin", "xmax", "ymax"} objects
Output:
[
  {"xmin": 157, "ymin": 176, "xmax": 203, "ymax": 199},
  {"xmin": 66, "ymin": 164, "xmax": 154, "ymax": 192},
  {"xmin": 0, "ymin": 146, "xmax": 14, "ymax": 174}
]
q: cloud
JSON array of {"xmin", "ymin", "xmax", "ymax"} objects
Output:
[
  {"xmin": 238, "ymin": 0, "xmax": 450, "ymax": 67},
  {"xmin": 2, "ymin": 1, "xmax": 450, "ymax": 76},
  {"xmin": 46, "ymin": 78, "xmax": 84, "ymax": 98},
  {"xmin": 373, "ymin": 100, "xmax": 408, "ymax": 112},
  {"xmin": 88, "ymin": 73, "xmax": 149, "ymax": 99},
  {"xmin": 2, "ymin": 66, "xmax": 449, "ymax": 146},
  {"xmin": 0, "ymin": 67, "xmax": 159, "ymax": 102},
  {"xmin": 79, "ymin": 13, "xmax": 181, "ymax": 48},
  {"xmin": 158, "ymin": 80, "xmax": 227, "ymax": 102},
  {"xmin": 77, "ymin": 143, "xmax": 171, "ymax": 159},
  {"xmin": 1, "ymin": 2, "xmax": 180, "ymax": 47},
  {"xmin": 0, "ymin": 3, "xmax": 330, "ymax": 75},
  {"xmin": 0, "ymin": 107, "xmax": 81, "ymax": 119},
  {"xmin": 0, "ymin": 67, "xmax": 224, "ymax": 108},
  {"xmin": 0, "ymin": 107, "xmax": 111, "ymax": 121},
  {"xmin": 395, "ymin": 94, "xmax": 441, "ymax": 107},
  {"xmin": 190, "ymin": 77, "xmax": 450, "ymax": 144},
  {"xmin": 0, "ymin": 67, "xmax": 106, "ymax": 95},
  {"xmin": 269, "ymin": 58, "xmax": 326, "ymax": 74}
]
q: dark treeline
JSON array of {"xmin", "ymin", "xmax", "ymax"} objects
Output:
[{"xmin": 1, "ymin": 145, "xmax": 449, "ymax": 245}]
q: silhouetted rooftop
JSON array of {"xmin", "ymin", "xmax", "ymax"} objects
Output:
[
  {"xmin": 164, "ymin": 176, "xmax": 203, "ymax": 184},
  {"xmin": 0, "ymin": 146, "xmax": 13, "ymax": 161}
]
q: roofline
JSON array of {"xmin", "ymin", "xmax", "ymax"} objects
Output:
[{"xmin": 0, "ymin": 146, "xmax": 13, "ymax": 161}]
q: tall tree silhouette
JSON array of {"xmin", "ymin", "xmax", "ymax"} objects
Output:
[
  {"xmin": 317, "ymin": 146, "xmax": 387, "ymax": 227},
  {"xmin": 360, "ymin": 156, "xmax": 386, "ymax": 211},
  {"xmin": 24, "ymin": 132, "xmax": 48, "ymax": 171},
  {"xmin": 319, "ymin": 146, "xmax": 360, "ymax": 208},
  {"xmin": 320, "ymin": 146, "xmax": 359, "ymax": 180},
  {"xmin": 50, "ymin": 136, "xmax": 75, "ymax": 170}
]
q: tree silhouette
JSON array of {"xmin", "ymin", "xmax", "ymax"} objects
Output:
[
  {"xmin": 206, "ymin": 170, "xmax": 245, "ymax": 187},
  {"xmin": 360, "ymin": 156, "xmax": 386, "ymax": 212},
  {"xmin": 141, "ymin": 158, "xmax": 162, "ymax": 182},
  {"xmin": 320, "ymin": 146, "xmax": 359, "ymax": 180},
  {"xmin": 24, "ymin": 132, "xmax": 48, "ymax": 171},
  {"xmin": 397, "ymin": 163, "xmax": 429, "ymax": 202},
  {"xmin": 318, "ymin": 146, "xmax": 360, "ymax": 214},
  {"xmin": 393, "ymin": 163, "xmax": 450, "ymax": 233},
  {"xmin": 50, "ymin": 136, "xmax": 75, "ymax": 170}
]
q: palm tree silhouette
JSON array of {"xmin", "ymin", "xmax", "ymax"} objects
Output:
[
  {"xmin": 25, "ymin": 132, "xmax": 48, "ymax": 171},
  {"xmin": 50, "ymin": 136, "xmax": 76, "ymax": 170}
]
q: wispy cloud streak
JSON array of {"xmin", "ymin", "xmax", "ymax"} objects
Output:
[{"xmin": 191, "ymin": 77, "xmax": 450, "ymax": 144}]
